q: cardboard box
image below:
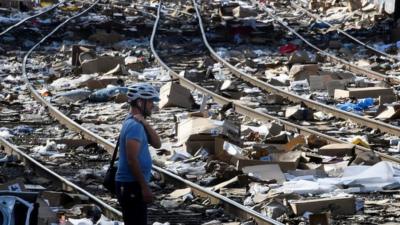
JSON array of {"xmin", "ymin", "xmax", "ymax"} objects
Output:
[
  {"xmin": 159, "ymin": 82, "xmax": 195, "ymax": 109},
  {"xmin": 309, "ymin": 213, "xmax": 330, "ymax": 225},
  {"xmin": 285, "ymin": 105, "xmax": 314, "ymax": 120},
  {"xmin": 185, "ymin": 134, "xmax": 217, "ymax": 155},
  {"xmin": 215, "ymin": 139, "xmax": 301, "ymax": 172},
  {"xmin": 81, "ymin": 56, "xmax": 124, "ymax": 74},
  {"xmin": 71, "ymin": 45, "xmax": 95, "ymax": 66},
  {"xmin": 289, "ymin": 64, "xmax": 319, "ymax": 81},
  {"xmin": 376, "ymin": 105, "xmax": 400, "ymax": 120},
  {"xmin": 290, "ymin": 197, "xmax": 356, "ymax": 215},
  {"xmin": 327, "ymin": 80, "xmax": 346, "ymax": 97},
  {"xmin": 177, "ymin": 117, "xmax": 222, "ymax": 144},
  {"xmin": 318, "ymin": 143, "xmax": 355, "ymax": 157},
  {"xmin": 232, "ymin": 6, "xmax": 257, "ymax": 18},
  {"xmin": 219, "ymin": 3, "xmax": 240, "ymax": 17},
  {"xmin": 334, "ymin": 87, "xmax": 395, "ymax": 99}
]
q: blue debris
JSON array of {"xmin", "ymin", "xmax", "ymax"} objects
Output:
[
  {"xmin": 52, "ymin": 89, "xmax": 92, "ymax": 104},
  {"xmin": 13, "ymin": 125, "xmax": 34, "ymax": 135},
  {"xmin": 310, "ymin": 22, "xmax": 330, "ymax": 30},
  {"xmin": 336, "ymin": 98, "xmax": 374, "ymax": 115},
  {"xmin": 88, "ymin": 87, "xmax": 128, "ymax": 102}
]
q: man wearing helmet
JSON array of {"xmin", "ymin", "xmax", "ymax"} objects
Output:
[{"xmin": 115, "ymin": 83, "xmax": 161, "ymax": 225}]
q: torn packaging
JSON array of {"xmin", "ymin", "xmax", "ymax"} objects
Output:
[
  {"xmin": 242, "ymin": 164, "xmax": 285, "ymax": 184},
  {"xmin": 318, "ymin": 144, "xmax": 355, "ymax": 157},
  {"xmin": 81, "ymin": 56, "xmax": 124, "ymax": 74},
  {"xmin": 290, "ymin": 197, "xmax": 356, "ymax": 215},
  {"xmin": 71, "ymin": 45, "xmax": 95, "ymax": 66},
  {"xmin": 185, "ymin": 134, "xmax": 217, "ymax": 156},
  {"xmin": 177, "ymin": 117, "xmax": 222, "ymax": 144},
  {"xmin": 215, "ymin": 139, "xmax": 301, "ymax": 171},
  {"xmin": 159, "ymin": 82, "xmax": 195, "ymax": 109}
]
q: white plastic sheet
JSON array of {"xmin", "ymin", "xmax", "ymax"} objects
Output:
[{"xmin": 278, "ymin": 162, "xmax": 400, "ymax": 194}]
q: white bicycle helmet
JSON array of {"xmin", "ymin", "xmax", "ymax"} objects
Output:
[{"xmin": 127, "ymin": 83, "xmax": 160, "ymax": 102}]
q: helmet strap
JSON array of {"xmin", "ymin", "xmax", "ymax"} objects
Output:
[{"xmin": 141, "ymin": 99, "xmax": 148, "ymax": 119}]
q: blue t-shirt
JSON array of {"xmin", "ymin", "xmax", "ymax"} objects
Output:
[{"xmin": 115, "ymin": 115, "xmax": 152, "ymax": 182}]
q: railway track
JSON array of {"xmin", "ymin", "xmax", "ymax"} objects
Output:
[
  {"xmin": 289, "ymin": 0, "xmax": 399, "ymax": 62},
  {"xmin": 2, "ymin": 0, "xmax": 400, "ymax": 224},
  {"xmin": 1, "ymin": 1, "xmax": 285, "ymax": 224},
  {"xmin": 255, "ymin": 0, "xmax": 400, "ymax": 82},
  {"xmin": 152, "ymin": 0, "xmax": 400, "ymax": 160},
  {"xmin": 0, "ymin": 0, "xmax": 66, "ymax": 37},
  {"xmin": 190, "ymin": 1, "xmax": 400, "ymax": 149},
  {"xmin": 151, "ymin": 1, "xmax": 400, "ymax": 223}
]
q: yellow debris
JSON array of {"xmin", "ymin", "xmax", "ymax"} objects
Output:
[
  {"xmin": 60, "ymin": 5, "xmax": 80, "ymax": 11},
  {"xmin": 351, "ymin": 136, "xmax": 370, "ymax": 148}
]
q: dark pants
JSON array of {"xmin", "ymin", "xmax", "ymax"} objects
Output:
[{"xmin": 116, "ymin": 182, "xmax": 147, "ymax": 225}]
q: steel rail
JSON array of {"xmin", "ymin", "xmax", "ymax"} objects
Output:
[
  {"xmin": 151, "ymin": 3, "xmax": 284, "ymax": 225},
  {"xmin": 13, "ymin": 0, "xmax": 286, "ymax": 224},
  {"xmin": 21, "ymin": 1, "xmax": 116, "ymax": 154},
  {"xmin": 253, "ymin": 2, "xmax": 400, "ymax": 84},
  {"xmin": 193, "ymin": 1, "xmax": 400, "ymax": 138},
  {"xmin": 0, "ymin": 1, "xmax": 66, "ymax": 37},
  {"xmin": 290, "ymin": 1, "xmax": 399, "ymax": 62},
  {"xmin": 0, "ymin": 137, "xmax": 123, "ymax": 219},
  {"xmin": 11, "ymin": 0, "xmax": 123, "ymax": 219},
  {"xmin": 151, "ymin": 1, "xmax": 400, "ymax": 163}
]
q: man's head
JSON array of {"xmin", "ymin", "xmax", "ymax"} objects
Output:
[{"xmin": 127, "ymin": 83, "xmax": 160, "ymax": 117}]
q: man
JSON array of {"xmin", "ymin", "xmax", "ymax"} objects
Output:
[{"xmin": 115, "ymin": 83, "xmax": 161, "ymax": 225}]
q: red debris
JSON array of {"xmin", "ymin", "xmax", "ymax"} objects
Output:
[{"xmin": 279, "ymin": 43, "xmax": 299, "ymax": 54}]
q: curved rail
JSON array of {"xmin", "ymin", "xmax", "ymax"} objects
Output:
[
  {"xmin": 193, "ymin": 1, "xmax": 400, "ymax": 138},
  {"xmin": 21, "ymin": 1, "xmax": 115, "ymax": 154},
  {"xmin": 254, "ymin": 1, "xmax": 399, "ymax": 84},
  {"xmin": 151, "ymin": 0, "xmax": 400, "ymax": 163},
  {"xmin": 290, "ymin": 1, "xmax": 399, "ymax": 62},
  {"xmin": 14, "ymin": 0, "xmax": 286, "ymax": 224},
  {"xmin": 0, "ymin": 1, "xmax": 66, "ymax": 37},
  {"xmin": 0, "ymin": 137, "xmax": 122, "ymax": 219}
]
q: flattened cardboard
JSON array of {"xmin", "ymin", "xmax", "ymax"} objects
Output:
[
  {"xmin": 159, "ymin": 82, "xmax": 195, "ymax": 109},
  {"xmin": 242, "ymin": 164, "xmax": 285, "ymax": 184},
  {"xmin": 376, "ymin": 105, "xmax": 400, "ymax": 120},
  {"xmin": 81, "ymin": 56, "xmax": 124, "ymax": 74},
  {"xmin": 334, "ymin": 87, "xmax": 395, "ymax": 99},
  {"xmin": 82, "ymin": 77, "xmax": 122, "ymax": 90},
  {"xmin": 290, "ymin": 197, "xmax": 356, "ymax": 215},
  {"xmin": 327, "ymin": 80, "xmax": 345, "ymax": 97},
  {"xmin": 318, "ymin": 143, "xmax": 355, "ymax": 157}
]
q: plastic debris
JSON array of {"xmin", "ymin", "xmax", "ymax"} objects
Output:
[{"xmin": 279, "ymin": 43, "xmax": 299, "ymax": 54}]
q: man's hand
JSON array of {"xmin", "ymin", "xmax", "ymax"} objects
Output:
[{"xmin": 141, "ymin": 186, "xmax": 154, "ymax": 204}]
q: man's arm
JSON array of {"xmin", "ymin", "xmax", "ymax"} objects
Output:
[
  {"xmin": 126, "ymin": 139, "xmax": 154, "ymax": 203},
  {"xmin": 133, "ymin": 115, "xmax": 161, "ymax": 149}
]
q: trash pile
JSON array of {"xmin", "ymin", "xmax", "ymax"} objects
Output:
[{"xmin": 153, "ymin": 81, "xmax": 400, "ymax": 224}]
